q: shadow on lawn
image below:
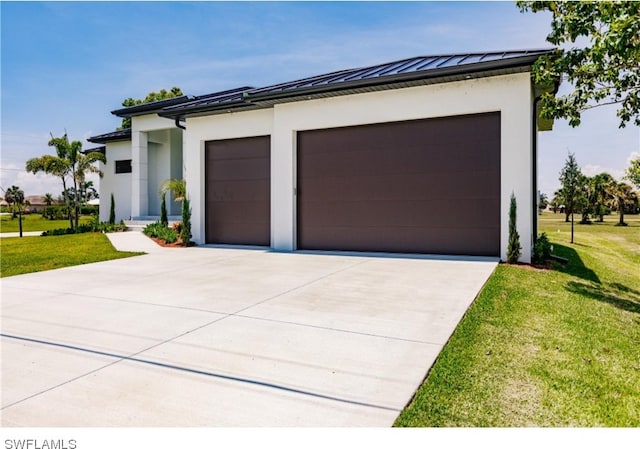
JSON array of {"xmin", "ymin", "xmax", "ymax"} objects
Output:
[
  {"xmin": 551, "ymin": 243, "xmax": 600, "ymax": 283},
  {"xmin": 565, "ymin": 281, "xmax": 640, "ymax": 315}
]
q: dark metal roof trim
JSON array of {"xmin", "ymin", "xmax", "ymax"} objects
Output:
[
  {"xmin": 87, "ymin": 128, "xmax": 132, "ymax": 144},
  {"xmin": 159, "ymin": 86, "xmax": 255, "ymax": 118},
  {"xmin": 111, "ymin": 96, "xmax": 195, "ymax": 118}
]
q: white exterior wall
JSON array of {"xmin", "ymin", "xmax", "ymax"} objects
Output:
[
  {"xmin": 130, "ymin": 115, "xmax": 184, "ymax": 217},
  {"xmin": 184, "ymin": 73, "xmax": 534, "ymax": 262},
  {"xmin": 99, "ymin": 140, "xmax": 132, "ymax": 223}
]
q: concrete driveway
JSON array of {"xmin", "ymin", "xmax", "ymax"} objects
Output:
[{"xmin": 1, "ymin": 233, "xmax": 497, "ymax": 426}]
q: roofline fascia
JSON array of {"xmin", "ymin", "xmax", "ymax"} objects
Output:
[{"xmin": 158, "ymin": 100, "xmax": 251, "ymax": 119}]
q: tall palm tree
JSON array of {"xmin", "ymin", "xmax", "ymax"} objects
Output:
[
  {"xmin": 3, "ymin": 185, "xmax": 25, "ymax": 237},
  {"xmin": 26, "ymin": 153, "xmax": 73, "ymax": 228},
  {"xmin": 608, "ymin": 181, "xmax": 637, "ymax": 226},
  {"xmin": 26, "ymin": 133, "xmax": 105, "ymax": 230}
]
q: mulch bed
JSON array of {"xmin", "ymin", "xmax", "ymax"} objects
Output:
[{"xmin": 150, "ymin": 237, "xmax": 197, "ymax": 248}]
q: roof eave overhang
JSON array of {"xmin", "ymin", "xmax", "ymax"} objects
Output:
[
  {"xmin": 111, "ymin": 96, "xmax": 194, "ymax": 118},
  {"xmin": 158, "ymin": 101, "xmax": 257, "ymax": 119}
]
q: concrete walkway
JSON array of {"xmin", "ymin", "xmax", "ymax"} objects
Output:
[
  {"xmin": 1, "ymin": 234, "xmax": 498, "ymax": 427},
  {"xmin": 0, "ymin": 231, "xmax": 42, "ymax": 238}
]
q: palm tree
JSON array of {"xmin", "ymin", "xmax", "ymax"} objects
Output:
[
  {"xmin": 43, "ymin": 193, "xmax": 54, "ymax": 206},
  {"xmin": 26, "ymin": 133, "xmax": 105, "ymax": 230},
  {"xmin": 589, "ymin": 173, "xmax": 614, "ymax": 222},
  {"xmin": 3, "ymin": 185, "xmax": 25, "ymax": 237},
  {"xmin": 26, "ymin": 152, "xmax": 73, "ymax": 228},
  {"xmin": 160, "ymin": 178, "xmax": 186, "ymax": 203},
  {"xmin": 608, "ymin": 181, "xmax": 637, "ymax": 226}
]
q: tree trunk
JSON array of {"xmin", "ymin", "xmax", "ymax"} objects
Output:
[
  {"xmin": 73, "ymin": 175, "xmax": 79, "ymax": 231},
  {"xmin": 619, "ymin": 210, "xmax": 625, "ymax": 225},
  {"xmin": 571, "ymin": 212, "xmax": 574, "ymax": 244},
  {"xmin": 62, "ymin": 177, "xmax": 73, "ymax": 230},
  {"xmin": 18, "ymin": 211, "xmax": 23, "ymax": 238}
]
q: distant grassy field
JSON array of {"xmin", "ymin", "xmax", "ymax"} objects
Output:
[
  {"xmin": 396, "ymin": 212, "xmax": 640, "ymax": 427},
  {"xmin": 0, "ymin": 233, "xmax": 143, "ymax": 277},
  {"xmin": 0, "ymin": 213, "xmax": 92, "ymax": 233}
]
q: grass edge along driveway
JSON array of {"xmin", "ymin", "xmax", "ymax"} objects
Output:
[
  {"xmin": 395, "ymin": 213, "xmax": 640, "ymax": 427},
  {"xmin": 0, "ymin": 233, "xmax": 143, "ymax": 278}
]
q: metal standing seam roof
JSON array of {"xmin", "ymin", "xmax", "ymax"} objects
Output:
[
  {"xmin": 160, "ymin": 48, "xmax": 555, "ymax": 118},
  {"xmin": 87, "ymin": 128, "xmax": 132, "ymax": 144}
]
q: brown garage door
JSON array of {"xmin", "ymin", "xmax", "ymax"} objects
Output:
[
  {"xmin": 297, "ymin": 112, "xmax": 500, "ymax": 256},
  {"xmin": 205, "ymin": 136, "xmax": 270, "ymax": 245}
]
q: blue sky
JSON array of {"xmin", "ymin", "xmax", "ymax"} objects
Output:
[{"xmin": 1, "ymin": 1, "xmax": 638, "ymax": 197}]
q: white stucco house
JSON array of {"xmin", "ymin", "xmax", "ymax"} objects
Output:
[{"xmin": 88, "ymin": 49, "xmax": 558, "ymax": 263}]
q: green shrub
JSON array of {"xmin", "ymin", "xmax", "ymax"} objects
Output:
[
  {"xmin": 532, "ymin": 232, "xmax": 552, "ymax": 265},
  {"xmin": 160, "ymin": 193, "xmax": 168, "ymax": 227},
  {"xmin": 143, "ymin": 221, "xmax": 164, "ymax": 238},
  {"xmin": 181, "ymin": 197, "xmax": 192, "ymax": 246},
  {"xmin": 41, "ymin": 227, "xmax": 75, "ymax": 236},
  {"xmin": 507, "ymin": 193, "xmax": 521, "ymax": 263},
  {"xmin": 43, "ymin": 205, "xmax": 68, "ymax": 220},
  {"xmin": 158, "ymin": 226, "xmax": 178, "ymax": 244},
  {"xmin": 109, "ymin": 193, "xmax": 115, "ymax": 225},
  {"xmin": 143, "ymin": 221, "xmax": 177, "ymax": 243}
]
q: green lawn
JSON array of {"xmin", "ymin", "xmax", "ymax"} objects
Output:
[
  {"xmin": 395, "ymin": 212, "xmax": 640, "ymax": 427},
  {"xmin": 0, "ymin": 213, "xmax": 92, "ymax": 233},
  {"xmin": 0, "ymin": 233, "xmax": 143, "ymax": 277}
]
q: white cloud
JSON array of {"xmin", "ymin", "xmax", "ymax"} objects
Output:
[{"xmin": 581, "ymin": 164, "xmax": 624, "ymax": 180}]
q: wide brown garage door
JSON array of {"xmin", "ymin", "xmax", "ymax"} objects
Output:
[
  {"xmin": 297, "ymin": 112, "xmax": 500, "ymax": 256},
  {"xmin": 205, "ymin": 136, "xmax": 270, "ymax": 245}
]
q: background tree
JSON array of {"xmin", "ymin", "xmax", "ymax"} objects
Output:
[
  {"xmin": 3, "ymin": 185, "xmax": 26, "ymax": 237},
  {"xmin": 118, "ymin": 87, "xmax": 183, "ymax": 130},
  {"xmin": 607, "ymin": 181, "xmax": 637, "ymax": 226},
  {"xmin": 518, "ymin": 1, "xmax": 640, "ymax": 127},
  {"xmin": 559, "ymin": 152, "xmax": 584, "ymax": 243},
  {"xmin": 625, "ymin": 156, "xmax": 640, "ymax": 189},
  {"xmin": 550, "ymin": 189, "xmax": 563, "ymax": 214},
  {"xmin": 538, "ymin": 192, "xmax": 549, "ymax": 214}
]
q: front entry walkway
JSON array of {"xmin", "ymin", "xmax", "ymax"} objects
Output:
[{"xmin": 1, "ymin": 234, "xmax": 497, "ymax": 426}]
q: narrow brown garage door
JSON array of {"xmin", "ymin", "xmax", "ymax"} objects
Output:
[
  {"xmin": 297, "ymin": 112, "xmax": 500, "ymax": 256},
  {"xmin": 205, "ymin": 136, "xmax": 270, "ymax": 245}
]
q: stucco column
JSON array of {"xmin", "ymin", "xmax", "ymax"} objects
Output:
[
  {"xmin": 271, "ymin": 112, "xmax": 295, "ymax": 251},
  {"xmin": 131, "ymin": 130, "xmax": 148, "ymax": 218}
]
